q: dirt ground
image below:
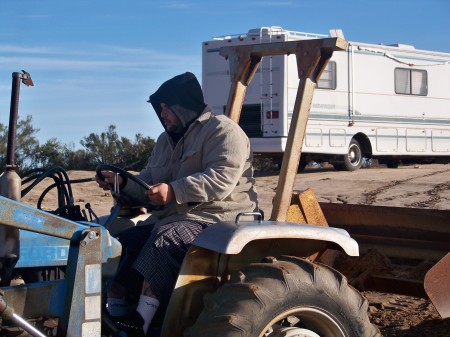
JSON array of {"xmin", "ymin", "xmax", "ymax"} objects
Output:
[{"xmin": 20, "ymin": 163, "xmax": 450, "ymax": 336}]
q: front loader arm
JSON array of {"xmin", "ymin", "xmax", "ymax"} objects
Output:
[{"xmin": 0, "ymin": 195, "xmax": 121, "ymax": 337}]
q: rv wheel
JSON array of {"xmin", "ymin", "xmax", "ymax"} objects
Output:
[
  {"xmin": 298, "ymin": 159, "xmax": 308, "ymax": 172},
  {"xmin": 343, "ymin": 139, "xmax": 362, "ymax": 171},
  {"xmin": 187, "ymin": 257, "xmax": 380, "ymax": 337},
  {"xmin": 332, "ymin": 163, "xmax": 346, "ymax": 171},
  {"xmin": 386, "ymin": 160, "xmax": 399, "ymax": 168}
]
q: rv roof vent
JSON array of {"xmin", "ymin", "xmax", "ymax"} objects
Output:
[
  {"xmin": 329, "ymin": 29, "xmax": 345, "ymax": 39},
  {"xmin": 387, "ymin": 44, "xmax": 416, "ymax": 50},
  {"xmin": 248, "ymin": 26, "xmax": 286, "ymax": 36}
]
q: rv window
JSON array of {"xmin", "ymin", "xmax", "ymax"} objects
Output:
[
  {"xmin": 317, "ymin": 61, "xmax": 336, "ymax": 90},
  {"xmin": 224, "ymin": 104, "xmax": 263, "ymax": 138},
  {"xmin": 395, "ymin": 68, "xmax": 428, "ymax": 96}
]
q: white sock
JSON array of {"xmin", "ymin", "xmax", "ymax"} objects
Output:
[
  {"xmin": 136, "ymin": 295, "xmax": 160, "ymax": 334},
  {"xmin": 107, "ymin": 297, "xmax": 128, "ymax": 317}
]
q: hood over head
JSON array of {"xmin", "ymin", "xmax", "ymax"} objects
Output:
[{"xmin": 148, "ymin": 72, "xmax": 207, "ymax": 134}]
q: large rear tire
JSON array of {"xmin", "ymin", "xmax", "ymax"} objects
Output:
[{"xmin": 186, "ymin": 257, "xmax": 380, "ymax": 337}]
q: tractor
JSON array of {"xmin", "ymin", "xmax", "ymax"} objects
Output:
[{"xmin": 1, "ymin": 37, "xmax": 447, "ymax": 337}]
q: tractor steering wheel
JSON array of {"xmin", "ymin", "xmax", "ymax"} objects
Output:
[{"xmin": 95, "ymin": 164, "xmax": 162, "ymax": 211}]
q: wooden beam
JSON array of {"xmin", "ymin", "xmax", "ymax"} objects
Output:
[{"xmin": 220, "ymin": 38, "xmax": 348, "ymax": 221}]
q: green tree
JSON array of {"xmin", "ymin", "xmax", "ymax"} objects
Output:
[
  {"xmin": 64, "ymin": 148, "xmax": 96, "ymax": 170},
  {"xmin": 117, "ymin": 133, "xmax": 155, "ymax": 170},
  {"xmin": 0, "ymin": 118, "xmax": 156, "ymax": 172},
  {"xmin": 34, "ymin": 138, "xmax": 73, "ymax": 168},
  {"xmin": 80, "ymin": 125, "xmax": 156, "ymax": 170},
  {"xmin": 0, "ymin": 115, "xmax": 40, "ymax": 172},
  {"xmin": 80, "ymin": 125, "xmax": 120, "ymax": 166}
]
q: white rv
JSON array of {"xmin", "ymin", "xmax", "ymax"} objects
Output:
[{"xmin": 202, "ymin": 27, "xmax": 450, "ymax": 171}]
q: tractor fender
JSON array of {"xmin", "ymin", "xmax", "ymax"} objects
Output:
[{"xmin": 193, "ymin": 220, "xmax": 359, "ymax": 256}]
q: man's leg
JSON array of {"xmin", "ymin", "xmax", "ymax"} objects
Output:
[
  {"xmin": 118, "ymin": 220, "xmax": 211, "ymax": 334},
  {"xmin": 106, "ymin": 224, "xmax": 154, "ymax": 316},
  {"xmin": 135, "ymin": 281, "xmax": 160, "ymax": 333}
]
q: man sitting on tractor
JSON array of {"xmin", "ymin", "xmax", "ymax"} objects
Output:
[{"xmin": 96, "ymin": 72, "xmax": 258, "ymax": 336}]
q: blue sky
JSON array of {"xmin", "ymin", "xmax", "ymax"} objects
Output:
[{"xmin": 1, "ymin": 0, "xmax": 449, "ymax": 148}]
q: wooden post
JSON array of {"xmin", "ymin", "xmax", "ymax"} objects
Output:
[
  {"xmin": 221, "ymin": 46, "xmax": 262, "ymax": 123},
  {"xmin": 270, "ymin": 78, "xmax": 316, "ymax": 221},
  {"xmin": 220, "ymin": 38, "xmax": 348, "ymax": 221}
]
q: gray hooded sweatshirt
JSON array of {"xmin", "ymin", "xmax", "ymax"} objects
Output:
[{"xmin": 121, "ymin": 72, "xmax": 258, "ymax": 227}]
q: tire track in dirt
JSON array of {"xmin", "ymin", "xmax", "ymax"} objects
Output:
[
  {"xmin": 376, "ymin": 190, "xmax": 423, "ymax": 203},
  {"xmin": 407, "ymin": 181, "xmax": 450, "ymax": 208},
  {"xmin": 363, "ymin": 168, "xmax": 450, "ymax": 205}
]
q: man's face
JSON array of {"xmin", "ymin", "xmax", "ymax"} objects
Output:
[{"xmin": 160, "ymin": 103, "xmax": 183, "ymax": 133}]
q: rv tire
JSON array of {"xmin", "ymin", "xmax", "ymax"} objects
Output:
[
  {"xmin": 343, "ymin": 139, "xmax": 363, "ymax": 171},
  {"xmin": 298, "ymin": 159, "xmax": 307, "ymax": 172},
  {"xmin": 332, "ymin": 163, "xmax": 346, "ymax": 171},
  {"xmin": 386, "ymin": 160, "xmax": 399, "ymax": 168}
]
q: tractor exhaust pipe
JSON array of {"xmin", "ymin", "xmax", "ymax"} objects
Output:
[
  {"xmin": 0, "ymin": 71, "xmax": 33, "ymax": 286},
  {"xmin": 0, "ymin": 70, "xmax": 34, "ymax": 199},
  {"xmin": 5, "ymin": 71, "xmax": 33, "ymax": 169}
]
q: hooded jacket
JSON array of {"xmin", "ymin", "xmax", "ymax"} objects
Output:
[{"xmin": 121, "ymin": 72, "xmax": 258, "ymax": 226}]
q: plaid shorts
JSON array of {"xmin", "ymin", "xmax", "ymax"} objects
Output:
[{"xmin": 132, "ymin": 220, "xmax": 211, "ymax": 305}]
